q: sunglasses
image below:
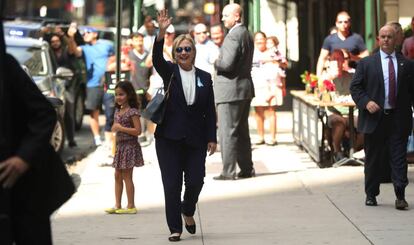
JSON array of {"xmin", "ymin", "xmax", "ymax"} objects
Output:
[
  {"xmin": 175, "ymin": 46, "xmax": 192, "ymax": 53},
  {"xmin": 195, "ymin": 31, "xmax": 208, "ymax": 35}
]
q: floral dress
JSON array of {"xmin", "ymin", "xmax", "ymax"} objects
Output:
[{"xmin": 112, "ymin": 108, "xmax": 144, "ymax": 169}]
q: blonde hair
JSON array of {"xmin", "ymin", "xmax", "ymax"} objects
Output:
[{"xmin": 172, "ymin": 34, "xmax": 197, "ymax": 65}]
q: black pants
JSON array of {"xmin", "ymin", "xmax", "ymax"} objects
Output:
[
  {"xmin": 364, "ymin": 112, "xmax": 409, "ymax": 199},
  {"xmin": 0, "ymin": 188, "xmax": 12, "ymax": 245},
  {"xmin": 156, "ymin": 137, "xmax": 206, "ymax": 234},
  {"xmin": 11, "ymin": 213, "xmax": 52, "ymax": 245}
]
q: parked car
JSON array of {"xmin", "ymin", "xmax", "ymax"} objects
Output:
[
  {"xmin": 5, "ymin": 36, "xmax": 73, "ymax": 153},
  {"xmin": 4, "ymin": 19, "xmax": 87, "ymax": 130},
  {"xmin": 46, "ymin": 97, "xmax": 66, "ymax": 153}
]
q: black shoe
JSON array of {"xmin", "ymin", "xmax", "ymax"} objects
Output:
[
  {"xmin": 68, "ymin": 141, "xmax": 78, "ymax": 148},
  {"xmin": 237, "ymin": 169, "xmax": 256, "ymax": 179},
  {"xmin": 168, "ymin": 233, "xmax": 181, "ymax": 242},
  {"xmin": 213, "ymin": 175, "xmax": 235, "ymax": 180},
  {"xmin": 254, "ymin": 140, "xmax": 265, "ymax": 145},
  {"xmin": 395, "ymin": 199, "xmax": 409, "ymax": 210},
  {"xmin": 365, "ymin": 196, "xmax": 377, "ymax": 206},
  {"xmin": 183, "ymin": 215, "xmax": 196, "ymax": 234}
]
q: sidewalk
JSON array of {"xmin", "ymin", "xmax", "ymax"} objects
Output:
[{"xmin": 52, "ymin": 112, "xmax": 414, "ymax": 245}]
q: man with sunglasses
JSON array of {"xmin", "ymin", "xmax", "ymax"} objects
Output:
[
  {"xmin": 213, "ymin": 3, "xmax": 255, "ymax": 180},
  {"xmin": 317, "ymin": 11, "xmax": 369, "ymax": 76},
  {"xmin": 67, "ymin": 24, "xmax": 115, "ymax": 147},
  {"xmin": 193, "ymin": 23, "xmax": 219, "ymax": 76}
]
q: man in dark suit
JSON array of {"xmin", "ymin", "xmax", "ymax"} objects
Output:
[
  {"xmin": 350, "ymin": 24, "xmax": 414, "ymax": 210},
  {"xmin": 0, "ymin": 16, "xmax": 75, "ymax": 244},
  {"xmin": 213, "ymin": 3, "xmax": 255, "ymax": 180}
]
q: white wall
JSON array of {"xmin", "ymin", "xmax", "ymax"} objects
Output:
[
  {"xmin": 259, "ymin": 0, "xmax": 299, "ymax": 61},
  {"xmin": 398, "ymin": 0, "xmax": 414, "ymax": 29}
]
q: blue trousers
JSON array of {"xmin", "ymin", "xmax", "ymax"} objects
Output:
[{"xmin": 155, "ymin": 137, "xmax": 206, "ymax": 233}]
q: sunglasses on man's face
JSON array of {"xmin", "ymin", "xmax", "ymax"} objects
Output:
[{"xmin": 175, "ymin": 46, "xmax": 192, "ymax": 53}]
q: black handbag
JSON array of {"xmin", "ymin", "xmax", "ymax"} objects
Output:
[{"xmin": 141, "ymin": 74, "xmax": 173, "ymax": 124}]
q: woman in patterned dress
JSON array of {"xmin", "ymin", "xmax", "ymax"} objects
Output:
[{"xmin": 105, "ymin": 81, "xmax": 144, "ymax": 214}]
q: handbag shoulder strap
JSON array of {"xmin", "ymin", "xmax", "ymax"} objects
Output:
[{"xmin": 165, "ymin": 73, "xmax": 173, "ymax": 100}]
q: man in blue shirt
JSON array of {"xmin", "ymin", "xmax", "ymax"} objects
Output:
[
  {"xmin": 316, "ymin": 11, "xmax": 369, "ymax": 76},
  {"xmin": 67, "ymin": 24, "xmax": 114, "ymax": 146}
]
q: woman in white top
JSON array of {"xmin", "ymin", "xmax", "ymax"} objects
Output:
[
  {"xmin": 251, "ymin": 31, "xmax": 283, "ymax": 145},
  {"xmin": 152, "ymin": 10, "xmax": 217, "ymax": 242}
]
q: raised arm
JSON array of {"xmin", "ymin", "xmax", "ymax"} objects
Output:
[
  {"xmin": 156, "ymin": 9, "xmax": 172, "ymax": 42},
  {"xmin": 67, "ymin": 22, "xmax": 83, "ymax": 58},
  {"xmin": 152, "ymin": 9, "xmax": 173, "ymax": 81}
]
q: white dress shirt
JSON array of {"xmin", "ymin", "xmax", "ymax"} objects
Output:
[
  {"xmin": 179, "ymin": 66, "xmax": 196, "ymax": 105},
  {"xmin": 380, "ymin": 49, "xmax": 398, "ymax": 109}
]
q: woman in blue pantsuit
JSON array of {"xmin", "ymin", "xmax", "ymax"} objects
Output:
[{"xmin": 153, "ymin": 10, "xmax": 217, "ymax": 242}]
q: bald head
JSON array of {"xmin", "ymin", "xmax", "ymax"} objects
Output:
[
  {"xmin": 222, "ymin": 3, "xmax": 242, "ymax": 29},
  {"xmin": 378, "ymin": 25, "xmax": 396, "ymax": 54},
  {"xmin": 225, "ymin": 3, "xmax": 242, "ymax": 16},
  {"xmin": 379, "ymin": 25, "xmax": 395, "ymax": 36}
]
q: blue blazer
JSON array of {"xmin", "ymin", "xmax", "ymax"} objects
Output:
[{"xmin": 152, "ymin": 38, "xmax": 217, "ymax": 148}]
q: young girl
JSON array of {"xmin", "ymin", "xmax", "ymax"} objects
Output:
[{"xmin": 105, "ymin": 81, "xmax": 144, "ymax": 214}]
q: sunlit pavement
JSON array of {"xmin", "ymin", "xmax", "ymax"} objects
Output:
[{"xmin": 52, "ymin": 112, "xmax": 414, "ymax": 245}]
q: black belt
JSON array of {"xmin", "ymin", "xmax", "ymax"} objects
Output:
[{"xmin": 383, "ymin": 109, "xmax": 395, "ymax": 114}]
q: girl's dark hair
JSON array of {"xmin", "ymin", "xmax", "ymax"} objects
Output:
[
  {"xmin": 253, "ymin": 31, "xmax": 266, "ymax": 39},
  {"xmin": 114, "ymin": 81, "xmax": 140, "ymax": 109}
]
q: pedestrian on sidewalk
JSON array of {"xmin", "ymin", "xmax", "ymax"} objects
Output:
[
  {"xmin": 105, "ymin": 81, "xmax": 144, "ymax": 215},
  {"xmin": 350, "ymin": 24, "xmax": 414, "ymax": 210},
  {"xmin": 67, "ymin": 23, "xmax": 115, "ymax": 147},
  {"xmin": 213, "ymin": 3, "xmax": 255, "ymax": 180},
  {"xmin": 153, "ymin": 9, "xmax": 217, "ymax": 242}
]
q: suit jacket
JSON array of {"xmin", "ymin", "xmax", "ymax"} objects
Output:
[
  {"xmin": 350, "ymin": 51, "xmax": 414, "ymax": 135},
  {"xmin": 214, "ymin": 24, "xmax": 254, "ymax": 103},
  {"xmin": 0, "ymin": 54, "xmax": 75, "ymax": 216},
  {"xmin": 152, "ymin": 38, "xmax": 217, "ymax": 147}
]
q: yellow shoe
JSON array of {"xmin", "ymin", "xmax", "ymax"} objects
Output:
[
  {"xmin": 115, "ymin": 207, "xmax": 137, "ymax": 214},
  {"xmin": 105, "ymin": 207, "xmax": 121, "ymax": 214}
]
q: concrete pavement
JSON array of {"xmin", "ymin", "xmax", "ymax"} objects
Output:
[{"xmin": 52, "ymin": 112, "xmax": 414, "ymax": 245}]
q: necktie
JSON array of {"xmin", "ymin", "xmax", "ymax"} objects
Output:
[{"xmin": 387, "ymin": 55, "xmax": 396, "ymax": 108}]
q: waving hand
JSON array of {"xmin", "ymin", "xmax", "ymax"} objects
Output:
[{"xmin": 156, "ymin": 9, "xmax": 173, "ymax": 41}]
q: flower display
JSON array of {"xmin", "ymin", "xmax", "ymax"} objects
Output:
[
  {"xmin": 300, "ymin": 71, "xmax": 318, "ymax": 89},
  {"xmin": 322, "ymin": 79, "xmax": 336, "ymax": 92}
]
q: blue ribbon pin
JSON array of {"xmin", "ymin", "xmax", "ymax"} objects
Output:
[{"xmin": 197, "ymin": 77, "xmax": 204, "ymax": 87}]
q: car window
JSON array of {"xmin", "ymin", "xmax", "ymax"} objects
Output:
[{"xmin": 6, "ymin": 46, "xmax": 48, "ymax": 76}]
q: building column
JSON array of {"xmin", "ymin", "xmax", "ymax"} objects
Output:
[{"xmin": 383, "ymin": 0, "xmax": 399, "ymax": 22}]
